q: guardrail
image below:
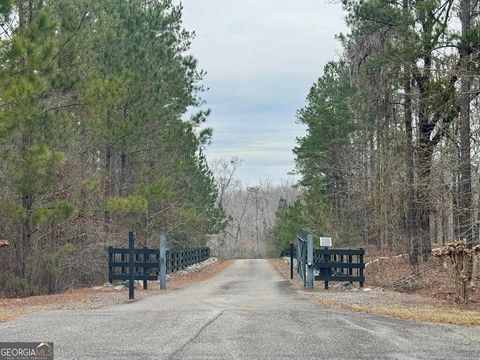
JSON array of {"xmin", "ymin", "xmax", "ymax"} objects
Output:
[{"xmin": 108, "ymin": 231, "xmax": 210, "ymax": 299}]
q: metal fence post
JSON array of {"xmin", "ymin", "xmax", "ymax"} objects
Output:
[
  {"xmin": 128, "ymin": 231, "xmax": 135, "ymax": 300},
  {"xmin": 306, "ymin": 233, "xmax": 314, "ymax": 289},
  {"xmin": 159, "ymin": 233, "xmax": 167, "ymax": 290}
]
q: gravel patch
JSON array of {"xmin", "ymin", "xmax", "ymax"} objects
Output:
[
  {"xmin": 167, "ymin": 257, "xmax": 218, "ymax": 279},
  {"xmin": 273, "ymin": 257, "xmax": 451, "ymax": 310}
]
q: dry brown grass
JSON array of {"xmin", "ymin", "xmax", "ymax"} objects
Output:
[
  {"xmin": 271, "ymin": 257, "xmax": 480, "ymax": 327},
  {"xmin": 0, "ymin": 311, "xmax": 23, "ymax": 323},
  {"xmin": 312, "ymin": 297, "xmax": 480, "ymax": 326}
]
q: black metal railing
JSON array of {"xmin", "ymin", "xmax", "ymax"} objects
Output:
[
  {"xmin": 280, "ymin": 230, "xmax": 366, "ymax": 290},
  {"xmin": 108, "ymin": 231, "xmax": 210, "ymax": 298},
  {"xmin": 108, "ymin": 247, "xmax": 210, "ymax": 282},
  {"xmin": 314, "ymin": 248, "xmax": 365, "ymax": 289}
]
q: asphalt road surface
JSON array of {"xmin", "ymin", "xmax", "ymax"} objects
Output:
[{"xmin": 1, "ymin": 259, "xmax": 479, "ymax": 359}]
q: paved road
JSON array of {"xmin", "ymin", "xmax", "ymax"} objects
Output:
[{"xmin": 1, "ymin": 259, "xmax": 480, "ymax": 359}]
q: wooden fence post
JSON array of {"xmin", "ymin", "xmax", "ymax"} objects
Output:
[
  {"xmin": 143, "ymin": 247, "xmax": 148, "ymax": 290},
  {"xmin": 348, "ymin": 255, "xmax": 353, "ymax": 284},
  {"xmin": 128, "ymin": 231, "xmax": 135, "ymax": 300},
  {"xmin": 159, "ymin": 233, "xmax": 167, "ymax": 290},
  {"xmin": 324, "ymin": 248, "xmax": 329, "ymax": 290},
  {"xmin": 108, "ymin": 246, "xmax": 113, "ymax": 284},
  {"xmin": 359, "ymin": 249, "xmax": 364, "ymax": 288}
]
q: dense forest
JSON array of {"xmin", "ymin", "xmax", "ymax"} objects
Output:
[
  {"xmin": 272, "ymin": 0, "xmax": 480, "ymax": 268},
  {"xmin": 0, "ymin": 0, "xmax": 227, "ymax": 297}
]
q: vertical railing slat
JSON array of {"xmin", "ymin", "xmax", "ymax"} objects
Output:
[{"xmin": 128, "ymin": 231, "xmax": 135, "ymax": 300}]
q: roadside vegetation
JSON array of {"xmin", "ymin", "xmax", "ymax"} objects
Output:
[
  {"xmin": 0, "ymin": 0, "xmax": 226, "ymax": 298},
  {"xmin": 270, "ymin": 0, "xmax": 480, "ymax": 304}
]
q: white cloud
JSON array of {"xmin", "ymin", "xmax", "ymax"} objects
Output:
[{"xmin": 179, "ymin": 0, "xmax": 347, "ymax": 184}]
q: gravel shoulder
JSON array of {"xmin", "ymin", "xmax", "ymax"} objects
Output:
[
  {"xmin": 270, "ymin": 258, "xmax": 480, "ymax": 326},
  {"xmin": 0, "ymin": 258, "xmax": 233, "ymax": 323}
]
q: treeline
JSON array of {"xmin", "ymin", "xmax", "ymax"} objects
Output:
[
  {"xmin": 0, "ymin": 0, "xmax": 225, "ymax": 297},
  {"xmin": 208, "ymin": 159, "xmax": 299, "ymax": 258},
  {"xmin": 273, "ymin": 0, "xmax": 480, "ymax": 264}
]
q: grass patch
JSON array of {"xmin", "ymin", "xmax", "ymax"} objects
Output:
[
  {"xmin": 314, "ymin": 298, "xmax": 480, "ymax": 326},
  {"xmin": 0, "ymin": 311, "xmax": 23, "ymax": 323},
  {"xmin": 349, "ymin": 306, "xmax": 480, "ymax": 326}
]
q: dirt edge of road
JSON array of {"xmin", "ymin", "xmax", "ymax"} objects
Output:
[
  {"xmin": 0, "ymin": 259, "xmax": 233, "ymax": 323},
  {"xmin": 269, "ymin": 258, "xmax": 480, "ymax": 327}
]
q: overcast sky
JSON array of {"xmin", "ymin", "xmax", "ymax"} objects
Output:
[{"xmin": 179, "ymin": 1, "xmax": 347, "ymax": 186}]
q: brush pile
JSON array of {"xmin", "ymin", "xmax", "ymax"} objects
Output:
[{"xmin": 432, "ymin": 240, "xmax": 480, "ymax": 302}]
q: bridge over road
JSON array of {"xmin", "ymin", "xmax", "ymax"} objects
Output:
[{"xmin": 0, "ymin": 259, "xmax": 479, "ymax": 359}]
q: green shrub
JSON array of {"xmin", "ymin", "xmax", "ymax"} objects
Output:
[{"xmin": 6, "ymin": 277, "xmax": 39, "ymax": 297}]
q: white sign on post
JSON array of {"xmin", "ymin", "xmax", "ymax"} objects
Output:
[{"xmin": 320, "ymin": 237, "xmax": 332, "ymax": 247}]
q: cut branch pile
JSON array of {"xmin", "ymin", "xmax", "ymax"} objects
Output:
[
  {"xmin": 432, "ymin": 240, "xmax": 480, "ymax": 303},
  {"xmin": 388, "ymin": 263, "xmax": 438, "ymax": 292},
  {"xmin": 365, "ymin": 254, "xmax": 408, "ymax": 268}
]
